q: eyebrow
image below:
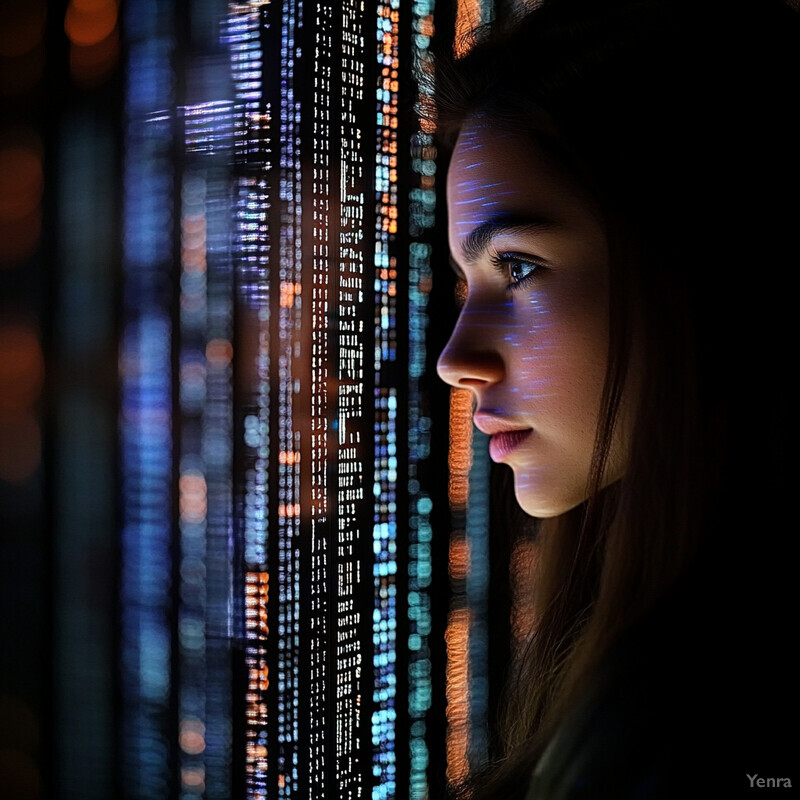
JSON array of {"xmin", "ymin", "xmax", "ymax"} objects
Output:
[{"xmin": 459, "ymin": 213, "xmax": 558, "ymax": 265}]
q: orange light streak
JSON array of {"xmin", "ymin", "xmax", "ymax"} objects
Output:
[
  {"xmin": 448, "ymin": 387, "xmax": 473, "ymax": 510},
  {"xmin": 447, "ymin": 380, "xmax": 476, "ymax": 787},
  {"xmin": 510, "ymin": 536, "xmax": 538, "ymax": 652},
  {"xmin": 454, "ymin": 0, "xmax": 482, "ymax": 57},
  {"xmin": 449, "ymin": 536, "xmax": 470, "ymax": 583},
  {"xmin": 445, "ymin": 606, "xmax": 472, "ymax": 786},
  {"xmin": 279, "ymin": 280, "xmax": 301, "ymax": 308}
]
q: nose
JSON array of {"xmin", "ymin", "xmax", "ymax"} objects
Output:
[{"xmin": 436, "ymin": 309, "xmax": 505, "ymax": 390}]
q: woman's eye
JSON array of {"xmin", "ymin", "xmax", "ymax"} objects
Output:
[
  {"xmin": 491, "ymin": 253, "xmax": 544, "ymax": 289},
  {"xmin": 509, "ymin": 259, "xmax": 538, "ymax": 284}
]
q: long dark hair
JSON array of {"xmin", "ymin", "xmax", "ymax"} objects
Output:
[{"xmin": 434, "ymin": 1, "xmax": 799, "ymax": 795}]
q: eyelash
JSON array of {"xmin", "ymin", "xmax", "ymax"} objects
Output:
[{"xmin": 490, "ymin": 252, "xmax": 546, "ymax": 289}]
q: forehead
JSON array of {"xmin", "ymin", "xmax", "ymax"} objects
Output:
[{"xmin": 446, "ymin": 121, "xmax": 588, "ymax": 250}]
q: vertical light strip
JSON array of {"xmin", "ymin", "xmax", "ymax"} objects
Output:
[
  {"xmin": 177, "ymin": 160, "xmax": 211, "ymax": 800},
  {"xmin": 372, "ymin": 1, "xmax": 401, "ymax": 797},
  {"xmin": 179, "ymin": 98, "xmax": 236, "ymax": 799},
  {"xmin": 277, "ymin": 1, "xmax": 303, "ymax": 794},
  {"xmin": 120, "ymin": 0, "xmax": 175, "ymax": 795},
  {"xmin": 202, "ymin": 144, "xmax": 236, "ymax": 799},
  {"xmin": 454, "ymin": 0, "xmax": 490, "ymax": 56},
  {"xmin": 510, "ymin": 536, "xmax": 537, "ymax": 655},
  {"xmin": 445, "ymin": 386, "xmax": 474, "ymax": 788},
  {"xmin": 309, "ymin": 2, "xmax": 333, "ymax": 798},
  {"xmin": 407, "ymin": 1, "xmax": 437, "ymax": 795},
  {"xmin": 336, "ymin": 1, "xmax": 367, "ymax": 796},
  {"xmin": 224, "ymin": 5, "xmax": 270, "ymax": 798},
  {"xmin": 465, "ymin": 431, "xmax": 490, "ymax": 769},
  {"xmin": 445, "ymin": 2, "xmax": 494, "ymax": 789},
  {"xmin": 55, "ymin": 112, "xmax": 115, "ymax": 798}
]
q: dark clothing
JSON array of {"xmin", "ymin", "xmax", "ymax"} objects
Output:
[{"xmin": 525, "ymin": 572, "xmax": 797, "ymax": 799}]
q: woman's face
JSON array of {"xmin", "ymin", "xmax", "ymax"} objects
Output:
[{"xmin": 437, "ymin": 121, "xmax": 629, "ymax": 517}]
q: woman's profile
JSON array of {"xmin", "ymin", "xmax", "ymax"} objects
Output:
[{"xmin": 433, "ymin": 0, "xmax": 798, "ymax": 797}]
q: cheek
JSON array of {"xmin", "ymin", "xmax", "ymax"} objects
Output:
[
  {"xmin": 503, "ymin": 296, "xmax": 561, "ymax": 399},
  {"xmin": 512, "ymin": 291, "xmax": 609, "ymax": 423}
]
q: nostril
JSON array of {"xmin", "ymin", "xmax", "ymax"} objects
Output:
[{"xmin": 458, "ymin": 376, "xmax": 490, "ymax": 388}]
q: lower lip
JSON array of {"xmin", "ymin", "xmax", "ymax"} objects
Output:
[{"xmin": 488, "ymin": 429, "xmax": 533, "ymax": 462}]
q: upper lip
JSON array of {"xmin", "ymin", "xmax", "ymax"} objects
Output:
[{"xmin": 473, "ymin": 411, "xmax": 532, "ymax": 437}]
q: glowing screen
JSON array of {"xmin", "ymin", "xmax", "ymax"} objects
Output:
[{"xmin": 118, "ymin": 0, "xmax": 455, "ymax": 797}]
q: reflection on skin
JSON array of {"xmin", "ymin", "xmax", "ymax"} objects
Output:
[{"xmin": 437, "ymin": 120, "xmax": 631, "ymax": 518}]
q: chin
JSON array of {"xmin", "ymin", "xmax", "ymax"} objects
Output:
[
  {"xmin": 515, "ymin": 473, "xmax": 625, "ymax": 519},
  {"xmin": 515, "ymin": 490, "xmax": 579, "ymax": 519},
  {"xmin": 513, "ymin": 475, "xmax": 590, "ymax": 519}
]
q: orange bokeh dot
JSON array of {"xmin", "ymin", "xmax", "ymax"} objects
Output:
[
  {"xmin": 0, "ymin": 325, "xmax": 44, "ymax": 412},
  {"xmin": 64, "ymin": 1, "xmax": 118, "ymax": 47}
]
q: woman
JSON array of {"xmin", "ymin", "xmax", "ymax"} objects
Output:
[{"xmin": 434, "ymin": 0, "xmax": 798, "ymax": 797}]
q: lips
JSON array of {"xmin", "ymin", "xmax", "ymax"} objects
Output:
[
  {"xmin": 487, "ymin": 429, "xmax": 533, "ymax": 461},
  {"xmin": 473, "ymin": 411, "xmax": 533, "ymax": 462}
]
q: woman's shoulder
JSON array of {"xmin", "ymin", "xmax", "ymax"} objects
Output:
[
  {"xmin": 524, "ymin": 577, "xmax": 796, "ymax": 799},
  {"xmin": 524, "ymin": 627, "xmax": 685, "ymax": 798}
]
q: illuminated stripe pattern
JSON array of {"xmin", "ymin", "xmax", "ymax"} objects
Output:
[
  {"xmin": 120, "ymin": 1, "xmax": 175, "ymax": 796},
  {"xmin": 225, "ymin": 6, "xmax": 271, "ymax": 796},
  {"xmin": 372, "ymin": 1, "xmax": 401, "ymax": 796},
  {"xmin": 179, "ymin": 98, "xmax": 236, "ymax": 799},
  {"xmin": 116, "ymin": 2, "xmax": 500, "ymax": 798},
  {"xmin": 407, "ymin": 1, "xmax": 438, "ymax": 796}
]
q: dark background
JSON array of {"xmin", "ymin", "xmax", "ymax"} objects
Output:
[{"xmin": 2, "ymin": 1, "xmax": 123, "ymax": 796}]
